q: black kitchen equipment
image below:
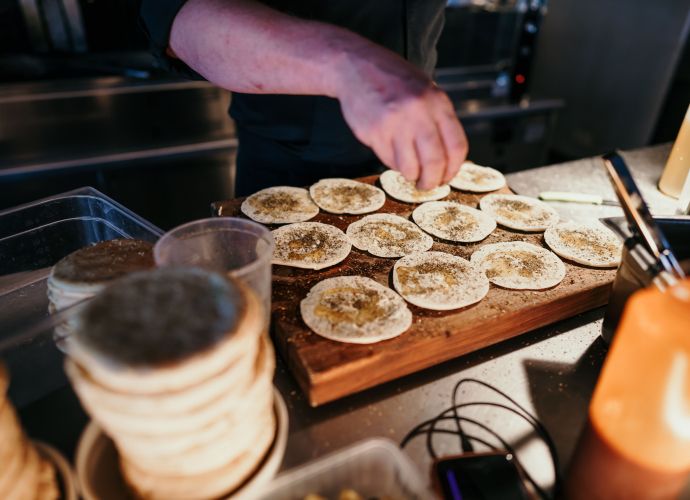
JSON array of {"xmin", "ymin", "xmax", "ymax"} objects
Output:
[
  {"xmin": 601, "ymin": 152, "xmax": 688, "ymax": 342},
  {"xmin": 435, "ymin": 0, "xmax": 561, "ymax": 171}
]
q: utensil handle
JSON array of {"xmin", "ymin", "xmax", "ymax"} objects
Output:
[
  {"xmin": 603, "ymin": 152, "xmax": 686, "ymax": 280},
  {"xmin": 539, "ymin": 191, "xmax": 604, "ymax": 205}
]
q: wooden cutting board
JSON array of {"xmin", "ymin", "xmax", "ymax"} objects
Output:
[{"xmin": 213, "ymin": 176, "xmax": 616, "ymax": 406}]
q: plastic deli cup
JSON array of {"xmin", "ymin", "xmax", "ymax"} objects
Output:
[{"xmin": 153, "ymin": 217, "xmax": 274, "ymax": 324}]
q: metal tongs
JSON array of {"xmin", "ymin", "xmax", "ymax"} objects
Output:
[{"xmin": 603, "ymin": 152, "xmax": 686, "ymax": 290}]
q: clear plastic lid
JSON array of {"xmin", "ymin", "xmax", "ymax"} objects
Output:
[
  {"xmin": 0, "ymin": 187, "xmax": 162, "ymax": 407},
  {"xmin": 256, "ymin": 438, "xmax": 437, "ymax": 500}
]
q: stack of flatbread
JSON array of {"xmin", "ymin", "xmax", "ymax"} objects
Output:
[
  {"xmin": 47, "ymin": 239, "xmax": 155, "ymax": 346},
  {"xmin": 0, "ymin": 364, "xmax": 59, "ymax": 500},
  {"xmin": 65, "ymin": 268, "xmax": 275, "ymax": 499}
]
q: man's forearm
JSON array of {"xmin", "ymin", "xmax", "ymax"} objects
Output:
[
  {"xmin": 169, "ymin": 0, "xmax": 469, "ymax": 189},
  {"xmin": 170, "ymin": 0, "xmax": 366, "ymax": 98}
]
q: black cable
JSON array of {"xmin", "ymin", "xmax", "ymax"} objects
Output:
[
  {"xmin": 452, "ymin": 379, "xmax": 563, "ymax": 495},
  {"xmin": 451, "ymin": 380, "xmax": 474, "ymax": 453},
  {"xmin": 402, "ymin": 427, "xmax": 497, "ymax": 452},
  {"xmin": 400, "ymin": 378, "xmax": 562, "ymax": 500},
  {"xmin": 403, "ymin": 401, "xmax": 556, "ymax": 465},
  {"xmin": 403, "ymin": 415, "xmax": 549, "ymax": 500},
  {"xmin": 401, "ymin": 403, "xmax": 525, "ymax": 452}
]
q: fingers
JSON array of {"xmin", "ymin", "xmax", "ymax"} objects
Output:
[
  {"xmin": 370, "ymin": 136, "xmax": 396, "ymax": 170},
  {"xmin": 415, "ymin": 124, "xmax": 447, "ymax": 190},
  {"xmin": 412, "ymin": 91, "xmax": 467, "ymax": 189},
  {"xmin": 436, "ymin": 111, "xmax": 468, "ymax": 183},
  {"xmin": 393, "ymin": 134, "xmax": 420, "ymax": 182},
  {"xmin": 343, "ymin": 79, "xmax": 467, "ymax": 189}
]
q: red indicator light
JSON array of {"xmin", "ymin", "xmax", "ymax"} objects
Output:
[{"xmin": 515, "ymin": 74, "xmax": 526, "ymax": 84}]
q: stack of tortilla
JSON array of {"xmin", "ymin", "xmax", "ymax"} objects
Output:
[
  {"xmin": 0, "ymin": 364, "xmax": 59, "ymax": 500},
  {"xmin": 47, "ymin": 239, "xmax": 155, "ymax": 346},
  {"xmin": 65, "ymin": 268, "xmax": 275, "ymax": 499}
]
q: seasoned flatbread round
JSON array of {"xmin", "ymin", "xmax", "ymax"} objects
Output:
[
  {"xmin": 379, "ymin": 169, "xmax": 450, "ymax": 203},
  {"xmin": 241, "ymin": 186, "xmax": 319, "ymax": 224},
  {"xmin": 393, "ymin": 251, "xmax": 489, "ymax": 311},
  {"xmin": 272, "ymin": 222, "xmax": 351, "ymax": 270},
  {"xmin": 450, "ymin": 162, "xmax": 506, "ymax": 192},
  {"xmin": 544, "ymin": 221, "xmax": 622, "ymax": 268},
  {"xmin": 412, "ymin": 201, "xmax": 496, "ymax": 243},
  {"xmin": 479, "ymin": 194, "xmax": 559, "ymax": 232},
  {"xmin": 346, "ymin": 213, "xmax": 433, "ymax": 258},
  {"xmin": 300, "ymin": 276, "xmax": 412, "ymax": 344},
  {"xmin": 471, "ymin": 241, "xmax": 566, "ymax": 290},
  {"xmin": 309, "ymin": 178, "xmax": 385, "ymax": 214}
]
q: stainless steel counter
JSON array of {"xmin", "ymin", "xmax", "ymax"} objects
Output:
[
  {"xmin": 0, "ymin": 76, "xmax": 234, "ymax": 177},
  {"xmin": 272, "ymin": 143, "xmax": 683, "ymax": 494}
]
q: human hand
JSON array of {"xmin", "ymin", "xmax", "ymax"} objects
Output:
[{"xmin": 333, "ymin": 43, "xmax": 468, "ymax": 190}]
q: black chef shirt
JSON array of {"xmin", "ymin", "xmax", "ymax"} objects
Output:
[{"xmin": 139, "ymin": 0, "xmax": 446, "ymax": 195}]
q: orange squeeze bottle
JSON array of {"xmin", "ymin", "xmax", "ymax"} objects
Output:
[{"xmin": 565, "ymin": 279, "xmax": 690, "ymax": 499}]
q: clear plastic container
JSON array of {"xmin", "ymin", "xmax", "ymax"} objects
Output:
[
  {"xmin": 154, "ymin": 217, "xmax": 274, "ymax": 325},
  {"xmin": 0, "ymin": 187, "xmax": 162, "ymax": 407},
  {"xmin": 256, "ymin": 438, "xmax": 437, "ymax": 500}
]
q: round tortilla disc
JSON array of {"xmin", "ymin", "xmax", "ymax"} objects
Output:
[
  {"xmin": 379, "ymin": 169, "xmax": 450, "ymax": 203},
  {"xmin": 300, "ymin": 276, "xmax": 412, "ymax": 344},
  {"xmin": 471, "ymin": 241, "xmax": 566, "ymax": 290},
  {"xmin": 309, "ymin": 178, "xmax": 385, "ymax": 214},
  {"xmin": 479, "ymin": 194, "xmax": 559, "ymax": 232},
  {"xmin": 346, "ymin": 213, "xmax": 433, "ymax": 258},
  {"xmin": 241, "ymin": 186, "xmax": 319, "ymax": 224},
  {"xmin": 272, "ymin": 222, "xmax": 351, "ymax": 270},
  {"xmin": 412, "ymin": 201, "xmax": 496, "ymax": 243},
  {"xmin": 544, "ymin": 221, "xmax": 622, "ymax": 268},
  {"xmin": 393, "ymin": 251, "xmax": 489, "ymax": 311},
  {"xmin": 450, "ymin": 162, "xmax": 506, "ymax": 192}
]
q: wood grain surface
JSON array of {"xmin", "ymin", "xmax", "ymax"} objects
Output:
[{"xmin": 213, "ymin": 176, "xmax": 616, "ymax": 406}]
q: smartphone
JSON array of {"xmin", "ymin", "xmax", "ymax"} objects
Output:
[{"xmin": 433, "ymin": 451, "xmax": 530, "ymax": 500}]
